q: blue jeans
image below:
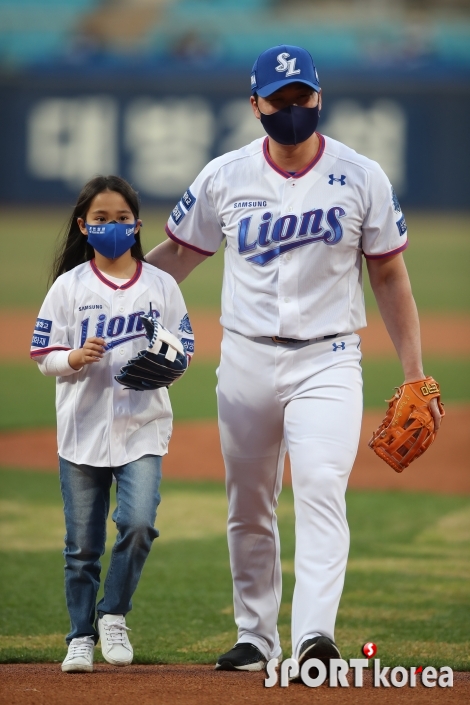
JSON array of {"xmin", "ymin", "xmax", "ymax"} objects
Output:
[{"xmin": 59, "ymin": 455, "xmax": 162, "ymax": 644}]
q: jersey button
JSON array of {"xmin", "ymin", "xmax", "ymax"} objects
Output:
[
  {"xmin": 284, "ymin": 297, "xmax": 290, "ymax": 303},
  {"xmin": 119, "ymin": 348, "xmax": 125, "ymax": 355},
  {"xmin": 119, "ymin": 306, "xmax": 125, "ymax": 313},
  {"xmin": 285, "ymin": 253, "xmax": 292, "ymax": 261}
]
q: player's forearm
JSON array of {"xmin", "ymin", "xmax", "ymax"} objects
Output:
[
  {"xmin": 367, "ymin": 255, "xmax": 424, "ymax": 382},
  {"xmin": 145, "ymin": 239, "xmax": 207, "ymax": 283}
]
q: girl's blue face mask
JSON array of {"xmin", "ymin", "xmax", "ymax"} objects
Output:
[{"xmin": 86, "ymin": 220, "xmax": 137, "ymax": 259}]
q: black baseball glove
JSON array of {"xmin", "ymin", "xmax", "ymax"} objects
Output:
[{"xmin": 115, "ymin": 314, "xmax": 188, "ymax": 391}]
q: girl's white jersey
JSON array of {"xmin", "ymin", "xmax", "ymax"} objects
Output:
[
  {"xmin": 30, "ymin": 260, "xmax": 194, "ymax": 467},
  {"xmin": 165, "ymin": 135, "xmax": 408, "ymax": 340}
]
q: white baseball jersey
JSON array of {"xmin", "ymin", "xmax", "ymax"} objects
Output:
[
  {"xmin": 165, "ymin": 134, "xmax": 408, "ymax": 339},
  {"xmin": 30, "ymin": 260, "xmax": 194, "ymax": 467}
]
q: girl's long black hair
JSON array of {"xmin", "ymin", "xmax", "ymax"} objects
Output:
[{"xmin": 50, "ymin": 175, "xmax": 145, "ymax": 284}]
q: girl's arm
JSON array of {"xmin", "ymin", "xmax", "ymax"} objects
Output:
[
  {"xmin": 31, "ymin": 276, "xmax": 105, "ymax": 376},
  {"xmin": 37, "ymin": 338, "xmax": 106, "ymax": 376},
  {"xmin": 37, "ymin": 350, "xmax": 81, "ymax": 377}
]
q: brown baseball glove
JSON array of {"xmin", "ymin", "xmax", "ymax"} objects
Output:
[{"xmin": 368, "ymin": 376, "xmax": 444, "ymax": 473}]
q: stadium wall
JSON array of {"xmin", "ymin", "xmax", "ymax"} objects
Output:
[{"xmin": 0, "ymin": 70, "xmax": 468, "ymax": 208}]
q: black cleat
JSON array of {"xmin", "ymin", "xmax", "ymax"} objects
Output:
[
  {"xmin": 215, "ymin": 643, "xmax": 267, "ymax": 672},
  {"xmin": 291, "ymin": 636, "xmax": 341, "ymax": 682}
]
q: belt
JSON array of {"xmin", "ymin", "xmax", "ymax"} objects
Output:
[{"xmin": 270, "ymin": 334, "xmax": 339, "ymax": 345}]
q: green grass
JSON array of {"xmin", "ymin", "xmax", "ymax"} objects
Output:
[
  {"xmin": 169, "ymin": 362, "xmax": 218, "ymax": 420},
  {"xmin": 361, "ymin": 357, "xmax": 470, "ymax": 408},
  {"xmin": 364, "ymin": 213, "xmax": 470, "ymax": 312},
  {"xmin": 0, "ymin": 469, "xmax": 469, "ymax": 668},
  {"xmin": 1, "ymin": 357, "xmax": 467, "ymax": 431},
  {"xmin": 0, "ymin": 206, "xmax": 225, "ymax": 312},
  {"xmin": 1, "ymin": 208, "xmax": 469, "ymax": 312}
]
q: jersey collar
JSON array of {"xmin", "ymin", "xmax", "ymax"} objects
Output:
[
  {"xmin": 90, "ymin": 258, "xmax": 143, "ymax": 290},
  {"xmin": 262, "ymin": 134, "xmax": 325, "ymax": 179}
]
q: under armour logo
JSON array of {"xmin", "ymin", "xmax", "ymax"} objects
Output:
[
  {"xmin": 329, "ymin": 174, "xmax": 346, "ymax": 186},
  {"xmin": 275, "ymin": 52, "xmax": 301, "ymax": 77},
  {"xmin": 332, "ymin": 342, "xmax": 346, "ymax": 351}
]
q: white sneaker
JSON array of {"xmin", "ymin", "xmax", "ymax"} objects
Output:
[
  {"xmin": 61, "ymin": 636, "xmax": 95, "ymax": 673},
  {"xmin": 98, "ymin": 614, "xmax": 133, "ymax": 666}
]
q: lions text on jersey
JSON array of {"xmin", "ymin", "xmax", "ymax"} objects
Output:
[
  {"xmin": 166, "ymin": 135, "xmax": 407, "ymax": 340},
  {"xmin": 30, "ymin": 260, "xmax": 194, "ymax": 466}
]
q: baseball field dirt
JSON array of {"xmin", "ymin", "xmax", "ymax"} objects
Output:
[
  {"xmin": 0, "ymin": 663, "xmax": 469, "ymax": 704},
  {"xmin": 0, "ymin": 404, "xmax": 468, "ymax": 493}
]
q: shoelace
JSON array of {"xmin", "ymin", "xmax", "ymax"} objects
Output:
[
  {"xmin": 103, "ymin": 620, "xmax": 131, "ymax": 646},
  {"xmin": 68, "ymin": 637, "xmax": 94, "ymax": 658}
]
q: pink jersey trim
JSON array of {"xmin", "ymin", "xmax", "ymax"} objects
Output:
[
  {"xmin": 363, "ymin": 240, "xmax": 409, "ymax": 260},
  {"xmin": 120, "ymin": 260, "xmax": 142, "ymax": 289},
  {"xmin": 165, "ymin": 225, "xmax": 215, "ymax": 257},
  {"xmin": 262, "ymin": 134, "xmax": 325, "ymax": 179},
  {"xmin": 30, "ymin": 346, "xmax": 71, "ymax": 358},
  {"xmin": 90, "ymin": 259, "xmax": 143, "ymax": 289}
]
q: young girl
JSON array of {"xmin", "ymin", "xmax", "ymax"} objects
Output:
[{"xmin": 30, "ymin": 175, "xmax": 194, "ymax": 673}]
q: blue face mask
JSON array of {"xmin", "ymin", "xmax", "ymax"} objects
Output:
[
  {"xmin": 260, "ymin": 104, "xmax": 320, "ymax": 146},
  {"xmin": 86, "ymin": 220, "xmax": 137, "ymax": 259}
]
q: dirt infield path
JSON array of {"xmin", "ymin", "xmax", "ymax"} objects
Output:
[
  {"xmin": 2, "ymin": 309, "xmax": 470, "ymax": 362},
  {"xmin": 1, "ymin": 405, "xmax": 468, "ymax": 494},
  {"xmin": 0, "ymin": 664, "xmax": 468, "ymax": 705}
]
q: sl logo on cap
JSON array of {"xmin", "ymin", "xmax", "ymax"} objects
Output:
[{"xmin": 275, "ymin": 52, "xmax": 301, "ymax": 77}]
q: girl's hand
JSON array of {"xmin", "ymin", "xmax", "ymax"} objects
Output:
[{"xmin": 69, "ymin": 337, "xmax": 106, "ymax": 370}]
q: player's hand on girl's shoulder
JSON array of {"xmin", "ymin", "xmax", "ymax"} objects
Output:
[{"xmin": 69, "ymin": 337, "xmax": 106, "ymax": 370}]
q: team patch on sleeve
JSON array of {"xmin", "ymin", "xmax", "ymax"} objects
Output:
[
  {"xmin": 392, "ymin": 186, "xmax": 401, "ymax": 213},
  {"xmin": 170, "ymin": 202, "xmax": 186, "ymax": 226},
  {"xmin": 31, "ymin": 333, "xmax": 50, "ymax": 348},
  {"xmin": 35, "ymin": 317, "xmax": 52, "ymax": 333},
  {"xmin": 391, "ymin": 187, "xmax": 401, "ymax": 213},
  {"xmin": 178, "ymin": 313, "xmax": 193, "ymax": 335},
  {"xmin": 181, "ymin": 338, "xmax": 195, "ymax": 354},
  {"xmin": 181, "ymin": 188, "xmax": 196, "ymax": 211},
  {"xmin": 396, "ymin": 215, "xmax": 407, "ymax": 236}
]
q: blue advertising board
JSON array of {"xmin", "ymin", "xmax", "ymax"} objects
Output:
[{"xmin": 0, "ymin": 71, "xmax": 469, "ymax": 208}]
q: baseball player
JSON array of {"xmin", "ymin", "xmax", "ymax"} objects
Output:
[
  {"xmin": 30, "ymin": 175, "xmax": 194, "ymax": 673},
  {"xmin": 146, "ymin": 45, "xmax": 442, "ymax": 673}
]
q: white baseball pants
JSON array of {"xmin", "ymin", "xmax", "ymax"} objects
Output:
[{"xmin": 217, "ymin": 329, "xmax": 363, "ymax": 660}]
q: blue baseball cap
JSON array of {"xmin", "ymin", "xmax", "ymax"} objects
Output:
[{"xmin": 251, "ymin": 45, "xmax": 320, "ymax": 98}]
